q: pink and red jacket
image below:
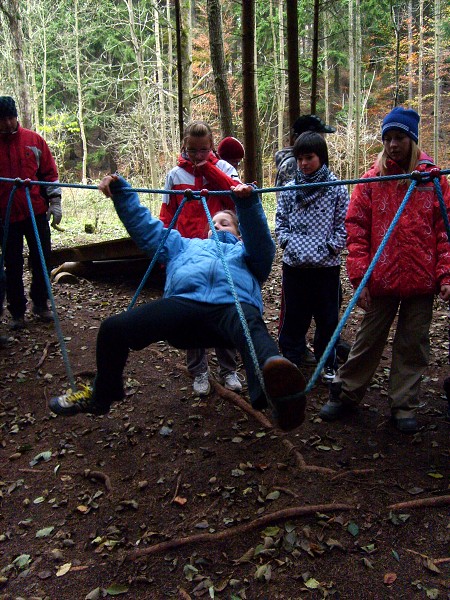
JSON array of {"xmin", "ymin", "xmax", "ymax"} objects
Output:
[{"xmin": 346, "ymin": 152, "xmax": 450, "ymax": 297}]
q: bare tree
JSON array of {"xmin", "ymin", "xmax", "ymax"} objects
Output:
[
  {"xmin": 242, "ymin": 0, "xmax": 262, "ymax": 184},
  {"xmin": 286, "ymin": 0, "xmax": 300, "ymax": 125},
  {"xmin": 0, "ymin": 0, "xmax": 32, "ymax": 127},
  {"xmin": 206, "ymin": 0, "xmax": 234, "ymax": 136}
]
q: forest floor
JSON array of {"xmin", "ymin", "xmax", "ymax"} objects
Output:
[{"xmin": 0, "ymin": 248, "xmax": 449, "ymax": 600}]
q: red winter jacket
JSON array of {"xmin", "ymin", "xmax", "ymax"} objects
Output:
[
  {"xmin": 346, "ymin": 152, "xmax": 450, "ymax": 298},
  {"xmin": 0, "ymin": 124, "xmax": 60, "ymax": 223},
  {"xmin": 160, "ymin": 153, "xmax": 240, "ymax": 239}
]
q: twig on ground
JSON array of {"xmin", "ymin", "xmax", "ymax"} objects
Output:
[
  {"xmin": 83, "ymin": 469, "xmax": 112, "ymax": 494},
  {"xmin": 36, "ymin": 341, "xmax": 51, "ymax": 369},
  {"xmin": 282, "ymin": 439, "xmax": 336, "ymax": 475},
  {"xmin": 171, "ymin": 473, "xmax": 182, "ymax": 503},
  {"xmin": 127, "ymin": 502, "xmax": 355, "ymax": 560},
  {"xmin": 387, "ymin": 495, "xmax": 450, "ymax": 510},
  {"xmin": 330, "ymin": 469, "xmax": 374, "ymax": 481}
]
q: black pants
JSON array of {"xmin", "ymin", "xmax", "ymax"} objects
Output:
[
  {"xmin": 2, "ymin": 214, "xmax": 51, "ymax": 318},
  {"xmin": 94, "ymin": 298, "xmax": 279, "ymax": 408},
  {"xmin": 278, "ymin": 263, "xmax": 340, "ymax": 369}
]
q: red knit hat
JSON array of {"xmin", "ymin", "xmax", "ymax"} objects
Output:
[{"xmin": 217, "ymin": 137, "xmax": 245, "ymax": 162}]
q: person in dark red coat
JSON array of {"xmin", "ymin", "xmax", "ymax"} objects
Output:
[
  {"xmin": 319, "ymin": 107, "xmax": 450, "ymax": 433},
  {"xmin": 0, "ymin": 96, "xmax": 62, "ymax": 329}
]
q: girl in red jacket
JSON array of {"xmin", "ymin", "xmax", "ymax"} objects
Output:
[
  {"xmin": 160, "ymin": 121, "xmax": 243, "ymax": 397},
  {"xmin": 319, "ymin": 107, "xmax": 450, "ymax": 434}
]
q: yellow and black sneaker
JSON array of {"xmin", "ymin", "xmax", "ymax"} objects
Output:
[{"xmin": 49, "ymin": 385, "xmax": 110, "ymax": 416}]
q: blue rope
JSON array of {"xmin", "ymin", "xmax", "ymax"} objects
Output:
[
  {"xmin": 199, "ymin": 192, "xmax": 268, "ymax": 401},
  {"xmin": 22, "ymin": 185, "xmax": 76, "ymax": 391},
  {"xmin": 127, "ymin": 195, "xmax": 188, "ymax": 310},
  {"xmin": 1, "ymin": 168, "xmax": 448, "ymax": 398},
  {"xmin": 304, "ymin": 178, "xmax": 419, "ymax": 393}
]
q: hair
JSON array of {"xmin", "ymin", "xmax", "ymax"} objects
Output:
[
  {"xmin": 181, "ymin": 121, "xmax": 214, "ymax": 152},
  {"xmin": 292, "ymin": 131, "xmax": 329, "ymax": 166},
  {"xmin": 210, "ymin": 209, "xmax": 240, "ymax": 237},
  {"xmin": 376, "ymin": 139, "xmax": 421, "ymax": 180}
]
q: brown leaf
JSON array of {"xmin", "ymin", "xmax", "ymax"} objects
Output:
[{"xmin": 383, "ymin": 572, "xmax": 397, "ymax": 585}]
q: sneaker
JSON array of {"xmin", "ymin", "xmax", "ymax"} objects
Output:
[
  {"xmin": 222, "ymin": 371, "xmax": 243, "ymax": 393},
  {"xmin": 318, "ymin": 381, "xmax": 356, "ymax": 421},
  {"xmin": 262, "ymin": 356, "xmax": 306, "ymax": 431},
  {"xmin": 49, "ymin": 385, "xmax": 110, "ymax": 416},
  {"xmin": 391, "ymin": 414, "xmax": 418, "ymax": 434},
  {"xmin": 321, "ymin": 366, "xmax": 336, "ymax": 383},
  {"xmin": 33, "ymin": 305, "xmax": 53, "ymax": 323},
  {"xmin": 300, "ymin": 348, "xmax": 317, "ymax": 366},
  {"xmin": 10, "ymin": 316, "xmax": 25, "ymax": 331},
  {"xmin": 192, "ymin": 372, "xmax": 211, "ymax": 396}
]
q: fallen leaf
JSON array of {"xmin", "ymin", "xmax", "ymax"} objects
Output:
[
  {"xmin": 383, "ymin": 572, "xmax": 397, "ymax": 585},
  {"xmin": 105, "ymin": 583, "xmax": 129, "ymax": 595},
  {"xmin": 56, "ymin": 562, "xmax": 72, "ymax": 577},
  {"xmin": 36, "ymin": 526, "xmax": 54, "ymax": 538},
  {"xmin": 173, "ymin": 496, "xmax": 187, "ymax": 505}
]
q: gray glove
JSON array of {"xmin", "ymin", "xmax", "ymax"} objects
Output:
[{"xmin": 47, "ymin": 196, "xmax": 62, "ymax": 225}]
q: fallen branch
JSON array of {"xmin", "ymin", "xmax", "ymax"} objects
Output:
[
  {"xmin": 330, "ymin": 469, "xmax": 374, "ymax": 481},
  {"xmin": 171, "ymin": 474, "xmax": 182, "ymax": 503},
  {"xmin": 127, "ymin": 502, "xmax": 355, "ymax": 560},
  {"xmin": 387, "ymin": 495, "xmax": 450, "ymax": 511},
  {"xmin": 210, "ymin": 380, "xmax": 274, "ymax": 429},
  {"xmin": 282, "ymin": 439, "xmax": 336, "ymax": 475},
  {"xmin": 83, "ymin": 469, "xmax": 112, "ymax": 494},
  {"xmin": 36, "ymin": 341, "xmax": 51, "ymax": 369}
]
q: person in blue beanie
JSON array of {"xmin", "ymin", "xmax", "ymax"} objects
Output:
[
  {"xmin": 49, "ymin": 175, "xmax": 307, "ymax": 432},
  {"xmin": 319, "ymin": 107, "xmax": 450, "ymax": 434}
]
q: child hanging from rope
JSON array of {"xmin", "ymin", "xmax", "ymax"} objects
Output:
[
  {"xmin": 49, "ymin": 176, "xmax": 306, "ymax": 431},
  {"xmin": 160, "ymin": 121, "xmax": 243, "ymax": 397}
]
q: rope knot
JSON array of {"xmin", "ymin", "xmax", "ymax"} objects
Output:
[
  {"xmin": 409, "ymin": 170, "xmax": 422, "ymax": 181},
  {"xmin": 200, "ymin": 189, "xmax": 209, "ymax": 198},
  {"xmin": 429, "ymin": 167, "xmax": 441, "ymax": 180},
  {"xmin": 14, "ymin": 177, "xmax": 31, "ymax": 187},
  {"xmin": 183, "ymin": 189, "xmax": 194, "ymax": 201}
]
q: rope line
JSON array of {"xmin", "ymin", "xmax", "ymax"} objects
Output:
[{"xmin": 1, "ymin": 169, "xmax": 449, "ymax": 399}]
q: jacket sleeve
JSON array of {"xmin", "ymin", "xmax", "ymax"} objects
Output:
[
  {"xmin": 345, "ymin": 178, "xmax": 373, "ymax": 288},
  {"xmin": 37, "ymin": 137, "xmax": 61, "ymax": 200},
  {"xmin": 327, "ymin": 185, "xmax": 350, "ymax": 255},
  {"xmin": 111, "ymin": 177, "xmax": 183, "ymax": 261},
  {"xmin": 275, "ymin": 188, "xmax": 292, "ymax": 250},
  {"xmin": 233, "ymin": 191, "xmax": 275, "ymax": 282},
  {"xmin": 159, "ymin": 169, "xmax": 177, "ymax": 227},
  {"xmin": 434, "ymin": 174, "xmax": 450, "ymax": 287}
]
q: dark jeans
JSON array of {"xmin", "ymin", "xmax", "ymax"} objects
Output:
[
  {"xmin": 279, "ymin": 263, "xmax": 340, "ymax": 369},
  {"xmin": 94, "ymin": 298, "xmax": 279, "ymax": 408},
  {"xmin": 2, "ymin": 214, "xmax": 51, "ymax": 318}
]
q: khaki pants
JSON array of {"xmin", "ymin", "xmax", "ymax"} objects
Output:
[{"xmin": 335, "ymin": 295, "xmax": 433, "ymax": 417}]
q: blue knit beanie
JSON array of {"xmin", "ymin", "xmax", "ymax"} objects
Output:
[
  {"xmin": 0, "ymin": 96, "xmax": 18, "ymax": 119},
  {"xmin": 381, "ymin": 107, "xmax": 420, "ymax": 143}
]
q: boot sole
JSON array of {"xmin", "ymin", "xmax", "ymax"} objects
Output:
[{"xmin": 263, "ymin": 357, "xmax": 307, "ymax": 431}]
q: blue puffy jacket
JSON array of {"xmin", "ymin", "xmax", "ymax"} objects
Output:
[{"xmin": 110, "ymin": 178, "xmax": 275, "ymax": 314}]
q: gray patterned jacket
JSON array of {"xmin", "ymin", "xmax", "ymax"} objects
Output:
[{"xmin": 275, "ymin": 172, "xmax": 349, "ymax": 268}]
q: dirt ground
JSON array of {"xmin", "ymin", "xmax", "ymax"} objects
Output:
[{"xmin": 0, "ymin": 251, "xmax": 449, "ymax": 600}]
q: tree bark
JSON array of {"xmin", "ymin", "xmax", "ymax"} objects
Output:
[
  {"xmin": 206, "ymin": 0, "xmax": 234, "ymax": 136},
  {"xmin": 286, "ymin": 0, "xmax": 300, "ymax": 127},
  {"xmin": 242, "ymin": 0, "xmax": 262, "ymax": 185},
  {"xmin": 0, "ymin": 0, "xmax": 32, "ymax": 127}
]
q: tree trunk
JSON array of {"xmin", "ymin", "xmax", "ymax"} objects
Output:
[
  {"xmin": 206, "ymin": 0, "xmax": 234, "ymax": 136},
  {"xmin": 286, "ymin": 0, "xmax": 300, "ymax": 127},
  {"xmin": 242, "ymin": 0, "xmax": 262, "ymax": 184},
  {"xmin": 323, "ymin": 15, "xmax": 329, "ymax": 125},
  {"xmin": 277, "ymin": 0, "xmax": 286, "ymax": 148},
  {"xmin": 433, "ymin": 0, "xmax": 441, "ymax": 163},
  {"xmin": 175, "ymin": 0, "xmax": 192, "ymax": 133},
  {"xmin": 407, "ymin": 0, "xmax": 413, "ymax": 102},
  {"xmin": 417, "ymin": 0, "xmax": 424, "ymax": 143},
  {"xmin": 74, "ymin": 0, "xmax": 88, "ymax": 183},
  {"xmin": 165, "ymin": 0, "xmax": 177, "ymax": 151},
  {"xmin": 0, "ymin": 0, "xmax": 32, "ymax": 127},
  {"xmin": 310, "ymin": 0, "xmax": 320, "ymax": 113},
  {"xmin": 154, "ymin": 0, "xmax": 168, "ymax": 154},
  {"xmin": 354, "ymin": 0, "xmax": 361, "ymax": 177}
]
